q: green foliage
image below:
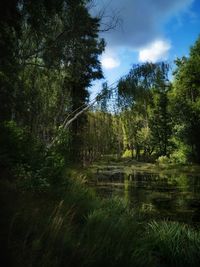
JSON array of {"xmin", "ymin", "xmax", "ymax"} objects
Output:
[
  {"xmin": 171, "ymin": 36, "xmax": 200, "ymax": 162},
  {"xmin": 0, "ymin": 176, "xmax": 99, "ymax": 266},
  {"xmin": 122, "ymin": 149, "xmax": 134, "ymax": 158},
  {"xmin": 0, "ymin": 121, "xmax": 44, "ymax": 170},
  {"xmin": 157, "ymin": 151, "xmax": 188, "ymax": 165},
  {"xmin": 64, "ymin": 176, "xmax": 98, "ymax": 223},
  {"xmin": 156, "ymin": 155, "xmax": 171, "ymax": 165},
  {"xmin": 40, "ymin": 151, "xmax": 65, "ymax": 184},
  {"xmin": 149, "ymin": 85, "xmax": 172, "ymax": 157},
  {"xmin": 15, "ymin": 164, "xmax": 51, "ymax": 192},
  {"xmin": 117, "ymin": 62, "xmax": 171, "ymax": 160},
  {"xmin": 145, "ymin": 221, "xmax": 200, "ymax": 266},
  {"xmin": 0, "ymin": 121, "xmax": 66, "ymax": 191},
  {"xmin": 80, "ymin": 198, "xmax": 140, "ymax": 267},
  {"xmin": 0, "ymin": 0, "xmax": 105, "ymax": 165},
  {"xmin": 169, "ymin": 147, "xmax": 189, "ymax": 164},
  {"xmin": 3, "ymin": 178, "xmax": 200, "ymax": 267},
  {"xmin": 2, "ymin": 3, "xmax": 200, "ymax": 267}
]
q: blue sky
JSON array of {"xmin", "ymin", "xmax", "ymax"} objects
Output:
[{"xmin": 90, "ymin": 0, "xmax": 200, "ymax": 96}]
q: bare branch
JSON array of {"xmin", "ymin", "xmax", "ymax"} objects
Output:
[
  {"xmin": 89, "ymin": 0, "xmax": 122, "ymax": 33},
  {"xmin": 48, "ymin": 79, "xmax": 120, "ymax": 148}
]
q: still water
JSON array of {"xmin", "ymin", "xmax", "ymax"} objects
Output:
[{"xmin": 90, "ymin": 167, "xmax": 200, "ymax": 224}]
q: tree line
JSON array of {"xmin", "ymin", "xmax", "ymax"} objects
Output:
[
  {"xmin": 1, "ymin": 0, "xmax": 200, "ymax": 190},
  {"xmin": 0, "ymin": 0, "xmax": 105, "ymax": 181},
  {"xmin": 85, "ymin": 37, "xmax": 200, "ymax": 164}
]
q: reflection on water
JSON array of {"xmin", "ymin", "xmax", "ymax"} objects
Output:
[{"xmin": 90, "ymin": 168, "xmax": 200, "ymax": 223}]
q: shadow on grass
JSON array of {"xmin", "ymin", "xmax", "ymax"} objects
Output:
[{"xmin": 1, "ymin": 178, "xmax": 200, "ymax": 267}]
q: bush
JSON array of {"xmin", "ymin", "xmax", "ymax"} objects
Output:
[
  {"xmin": 169, "ymin": 149, "xmax": 188, "ymax": 164},
  {"xmin": 14, "ymin": 164, "xmax": 51, "ymax": 192},
  {"xmin": 156, "ymin": 155, "xmax": 170, "ymax": 164},
  {"xmin": 0, "ymin": 121, "xmax": 67, "ymax": 191},
  {"xmin": 122, "ymin": 149, "xmax": 134, "ymax": 158},
  {"xmin": 0, "ymin": 121, "xmax": 45, "ymax": 171}
]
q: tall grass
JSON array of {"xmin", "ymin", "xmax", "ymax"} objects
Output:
[
  {"xmin": 79, "ymin": 198, "xmax": 142, "ymax": 267},
  {"xmin": 145, "ymin": 221, "xmax": 200, "ymax": 266},
  {"xmin": 2, "ymin": 178, "xmax": 200, "ymax": 267}
]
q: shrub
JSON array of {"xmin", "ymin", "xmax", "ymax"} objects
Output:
[
  {"xmin": 170, "ymin": 150, "xmax": 187, "ymax": 164},
  {"xmin": 156, "ymin": 155, "xmax": 170, "ymax": 164},
  {"xmin": 122, "ymin": 149, "xmax": 134, "ymax": 158},
  {"xmin": 0, "ymin": 121, "xmax": 45, "ymax": 171}
]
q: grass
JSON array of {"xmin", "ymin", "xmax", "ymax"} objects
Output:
[
  {"xmin": 1, "ymin": 177, "xmax": 200, "ymax": 267},
  {"xmin": 144, "ymin": 221, "xmax": 200, "ymax": 266},
  {"xmin": 79, "ymin": 198, "xmax": 141, "ymax": 267}
]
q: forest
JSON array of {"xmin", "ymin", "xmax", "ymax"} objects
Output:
[{"xmin": 1, "ymin": 0, "xmax": 200, "ymax": 266}]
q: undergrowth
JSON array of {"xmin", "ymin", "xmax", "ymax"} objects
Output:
[{"xmin": 1, "ymin": 178, "xmax": 200, "ymax": 267}]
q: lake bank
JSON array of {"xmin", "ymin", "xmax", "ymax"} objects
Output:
[{"xmin": 89, "ymin": 158, "xmax": 200, "ymax": 176}]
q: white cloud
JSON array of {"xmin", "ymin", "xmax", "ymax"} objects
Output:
[
  {"xmin": 92, "ymin": 0, "xmax": 194, "ymax": 49},
  {"xmin": 138, "ymin": 40, "xmax": 171, "ymax": 62},
  {"xmin": 101, "ymin": 56, "xmax": 120, "ymax": 69}
]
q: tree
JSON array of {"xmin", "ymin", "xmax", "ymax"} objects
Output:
[
  {"xmin": 0, "ymin": 0, "xmax": 21, "ymax": 121},
  {"xmin": 55, "ymin": 0, "xmax": 105, "ymax": 161},
  {"xmin": 149, "ymin": 64, "xmax": 172, "ymax": 156},
  {"xmin": 117, "ymin": 62, "xmax": 171, "ymax": 160},
  {"xmin": 0, "ymin": 0, "xmax": 105, "ymax": 163},
  {"xmin": 171, "ymin": 36, "xmax": 200, "ymax": 162}
]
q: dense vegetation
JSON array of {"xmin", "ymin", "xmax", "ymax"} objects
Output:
[{"xmin": 1, "ymin": 0, "xmax": 200, "ymax": 266}]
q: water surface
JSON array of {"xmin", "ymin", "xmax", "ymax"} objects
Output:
[{"xmin": 90, "ymin": 166, "xmax": 200, "ymax": 224}]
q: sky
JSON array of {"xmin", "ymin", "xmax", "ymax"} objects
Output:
[{"xmin": 90, "ymin": 0, "xmax": 200, "ymax": 96}]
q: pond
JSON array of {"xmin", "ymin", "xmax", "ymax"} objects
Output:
[{"xmin": 89, "ymin": 166, "xmax": 200, "ymax": 224}]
